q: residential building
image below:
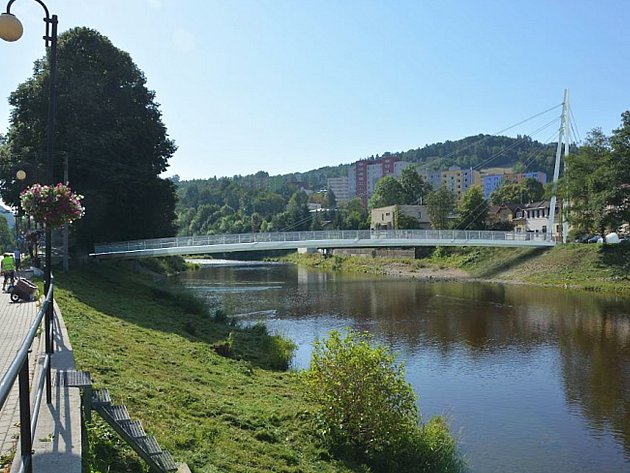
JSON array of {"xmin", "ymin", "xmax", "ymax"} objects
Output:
[
  {"xmin": 418, "ymin": 166, "xmax": 481, "ymax": 200},
  {"xmin": 326, "ymin": 176, "xmax": 351, "ymax": 203},
  {"xmin": 370, "ymin": 204, "xmax": 431, "ymax": 230},
  {"xmin": 511, "ymin": 200, "xmax": 562, "ymax": 239},
  {"xmin": 487, "ymin": 205, "xmax": 515, "ymax": 229},
  {"xmin": 353, "ymin": 156, "xmax": 402, "ymax": 206},
  {"xmin": 482, "ymin": 171, "xmax": 547, "ymax": 199}
]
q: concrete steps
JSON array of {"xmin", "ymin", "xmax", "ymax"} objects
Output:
[{"xmin": 61, "ymin": 370, "xmax": 184, "ymax": 472}]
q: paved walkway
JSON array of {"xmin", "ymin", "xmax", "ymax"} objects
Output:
[
  {"xmin": 0, "ymin": 286, "xmax": 81, "ymax": 472},
  {"xmin": 0, "ymin": 289, "xmax": 39, "ymax": 459}
]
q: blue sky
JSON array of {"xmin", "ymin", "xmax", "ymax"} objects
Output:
[{"xmin": 1, "ymin": 0, "xmax": 629, "ymax": 180}]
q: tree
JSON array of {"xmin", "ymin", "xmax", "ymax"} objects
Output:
[
  {"xmin": 282, "ymin": 191, "xmax": 311, "ymax": 231},
  {"xmin": 0, "ymin": 28, "xmax": 177, "ymax": 249},
  {"xmin": 562, "ymin": 128, "xmax": 615, "ymax": 237},
  {"xmin": 456, "ymin": 185, "xmax": 488, "ymax": 230},
  {"xmin": 426, "ymin": 186, "xmax": 456, "ymax": 229},
  {"xmin": 0, "ymin": 217, "xmax": 15, "ymax": 253},
  {"xmin": 522, "ymin": 177, "xmax": 544, "ymax": 202},
  {"xmin": 489, "ymin": 181, "xmax": 522, "ymax": 206},
  {"xmin": 339, "ymin": 198, "xmax": 369, "ymax": 229},
  {"xmin": 399, "ymin": 165, "xmax": 431, "ymax": 204},
  {"xmin": 301, "ymin": 329, "xmax": 463, "ymax": 472},
  {"xmin": 324, "ymin": 189, "xmax": 337, "ymax": 209},
  {"xmin": 369, "ymin": 176, "xmax": 405, "ymax": 208},
  {"xmin": 489, "ymin": 178, "xmax": 544, "ymax": 205},
  {"xmin": 302, "ymin": 329, "xmax": 419, "ymax": 458},
  {"xmin": 609, "ymin": 112, "xmax": 630, "ymax": 227}
]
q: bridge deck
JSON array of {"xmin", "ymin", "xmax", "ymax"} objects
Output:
[{"xmin": 91, "ymin": 230, "xmax": 554, "ymax": 259}]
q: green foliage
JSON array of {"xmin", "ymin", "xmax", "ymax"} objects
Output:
[
  {"xmin": 368, "ymin": 176, "xmax": 406, "ymax": 209},
  {"xmin": 399, "ymin": 165, "xmax": 431, "ymax": 205},
  {"xmin": 562, "ymin": 128, "xmax": 617, "ymax": 237},
  {"xmin": 426, "ymin": 186, "xmax": 456, "ymax": 229},
  {"xmin": 560, "ymin": 114, "xmax": 630, "ymax": 239},
  {"xmin": 456, "ymin": 185, "xmax": 488, "ymax": 230},
  {"xmin": 394, "ymin": 134, "xmax": 555, "ymax": 175},
  {"xmin": 55, "ymin": 262, "xmax": 357, "ymax": 473},
  {"xmin": 0, "ymin": 28, "xmax": 177, "ymax": 249},
  {"xmin": 0, "ymin": 217, "xmax": 15, "ymax": 253},
  {"xmin": 173, "ymin": 135, "xmax": 553, "ymax": 236},
  {"xmin": 489, "ymin": 177, "xmax": 544, "ymax": 205},
  {"xmin": 397, "ymin": 213, "xmax": 422, "ymax": 229},
  {"xmin": 301, "ymin": 329, "xmax": 463, "ymax": 472}
]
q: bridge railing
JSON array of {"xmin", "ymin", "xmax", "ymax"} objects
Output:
[{"xmin": 94, "ymin": 230, "xmax": 552, "ymax": 254}]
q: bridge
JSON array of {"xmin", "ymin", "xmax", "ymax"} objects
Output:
[{"xmin": 91, "ymin": 229, "xmax": 554, "ymax": 259}]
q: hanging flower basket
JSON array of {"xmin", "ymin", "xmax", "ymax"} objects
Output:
[{"xmin": 20, "ymin": 183, "xmax": 85, "ymax": 229}]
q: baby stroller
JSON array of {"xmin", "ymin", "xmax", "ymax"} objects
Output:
[{"xmin": 8, "ymin": 275, "xmax": 38, "ymax": 303}]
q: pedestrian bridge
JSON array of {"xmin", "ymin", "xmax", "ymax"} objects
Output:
[{"xmin": 91, "ymin": 229, "xmax": 554, "ymax": 259}]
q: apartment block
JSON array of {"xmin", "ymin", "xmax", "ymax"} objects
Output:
[{"xmin": 482, "ymin": 171, "xmax": 547, "ymax": 199}]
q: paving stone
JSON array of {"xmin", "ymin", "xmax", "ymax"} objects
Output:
[{"xmin": 0, "ymin": 290, "xmax": 39, "ymax": 456}]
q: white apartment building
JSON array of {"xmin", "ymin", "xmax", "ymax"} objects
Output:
[{"xmin": 326, "ymin": 176, "xmax": 351, "ymax": 203}]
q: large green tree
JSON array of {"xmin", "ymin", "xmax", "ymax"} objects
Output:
[
  {"xmin": 0, "ymin": 28, "xmax": 177, "ymax": 249},
  {"xmin": 562, "ymin": 129, "xmax": 615, "ymax": 237},
  {"xmin": 609, "ymin": 112, "xmax": 630, "ymax": 226},
  {"xmin": 456, "ymin": 185, "xmax": 488, "ymax": 230},
  {"xmin": 489, "ymin": 177, "xmax": 544, "ymax": 205},
  {"xmin": 426, "ymin": 186, "xmax": 456, "ymax": 229},
  {"xmin": 368, "ymin": 176, "xmax": 405, "ymax": 208},
  {"xmin": 399, "ymin": 165, "xmax": 431, "ymax": 204}
]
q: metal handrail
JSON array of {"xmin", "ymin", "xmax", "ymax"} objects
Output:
[
  {"xmin": 0, "ymin": 275, "xmax": 54, "ymax": 473},
  {"xmin": 93, "ymin": 229, "xmax": 555, "ymax": 254}
]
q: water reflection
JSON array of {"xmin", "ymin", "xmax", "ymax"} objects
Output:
[{"xmin": 175, "ymin": 263, "xmax": 630, "ymax": 472}]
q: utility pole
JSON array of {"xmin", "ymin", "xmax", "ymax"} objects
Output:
[{"xmin": 63, "ymin": 153, "xmax": 69, "ymax": 271}]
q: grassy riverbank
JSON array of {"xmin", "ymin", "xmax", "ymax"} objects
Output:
[
  {"xmin": 55, "ymin": 259, "xmax": 460, "ymax": 472},
  {"xmin": 285, "ymin": 243, "xmax": 630, "ymax": 293}
]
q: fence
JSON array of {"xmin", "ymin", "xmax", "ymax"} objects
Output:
[
  {"xmin": 0, "ymin": 278, "xmax": 55, "ymax": 473},
  {"xmin": 93, "ymin": 230, "xmax": 554, "ymax": 255}
]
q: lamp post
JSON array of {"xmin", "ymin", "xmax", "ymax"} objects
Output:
[{"xmin": 0, "ymin": 0, "xmax": 57, "ymax": 406}]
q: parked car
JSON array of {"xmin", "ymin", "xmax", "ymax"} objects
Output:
[{"xmin": 586, "ymin": 234, "xmax": 601, "ymax": 244}]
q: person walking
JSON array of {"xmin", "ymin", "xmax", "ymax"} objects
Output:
[
  {"xmin": 2, "ymin": 253, "xmax": 16, "ymax": 291},
  {"xmin": 13, "ymin": 248, "xmax": 21, "ymax": 271}
]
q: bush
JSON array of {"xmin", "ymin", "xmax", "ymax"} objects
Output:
[{"xmin": 301, "ymin": 329, "xmax": 463, "ymax": 472}]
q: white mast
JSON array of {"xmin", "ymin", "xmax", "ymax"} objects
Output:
[{"xmin": 547, "ymin": 89, "xmax": 569, "ymax": 241}]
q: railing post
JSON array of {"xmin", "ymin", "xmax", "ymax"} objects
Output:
[
  {"xmin": 45, "ymin": 298, "xmax": 53, "ymax": 404},
  {"xmin": 19, "ymin": 354, "xmax": 33, "ymax": 473}
]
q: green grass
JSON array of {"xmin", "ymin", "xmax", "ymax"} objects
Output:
[
  {"xmin": 56, "ymin": 261, "xmax": 355, "ymax": 473},
  {"xmin": 284, "ymin": 253, "xmax": 434, "ymax": 275},
  {"xmin": 284, "ymin": 244, "xmax": 630, "ymax": 294}
]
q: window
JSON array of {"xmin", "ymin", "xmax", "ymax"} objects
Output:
[{"xmin": 542, "ymin": 226, "xmax": 547, "ymax": 233}]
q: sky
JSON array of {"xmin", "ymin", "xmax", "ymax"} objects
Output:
[{"xmin": 1, "ymin": 0, "xmax": 629, "ymax": 181}]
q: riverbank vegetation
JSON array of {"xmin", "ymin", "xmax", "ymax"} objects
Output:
[
  {"xmin": 56, "ymin": 259, "xmax": 463, "ymax": 472},
  {"xmin": 285, "ymin": 243, "xmax": 630, "ymax": 294},
  {"xmin": 303, "ymin": 330, "xmax": 462, "ymax": 473}
]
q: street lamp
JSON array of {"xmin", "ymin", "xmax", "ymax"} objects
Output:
[
  {"xmin": 0, "ymin": 0, "xmax": 56, "ymax": 297},
  {"xmin": 0, "ymin": 0, "xmax": 57, "ymax": 408}
]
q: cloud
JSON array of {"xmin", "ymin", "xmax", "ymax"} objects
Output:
[
  {"xmin": 147, "ymin": 0, "xmax": 162, "ymax": 10},
  {"xmin": 172, "ymin": 29, "xmax": 196, "ymax": 53}
]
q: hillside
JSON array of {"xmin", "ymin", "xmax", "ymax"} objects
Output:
[{"xmin": 177, "ymin": 134, "xmax": 556, "ymax": 194}]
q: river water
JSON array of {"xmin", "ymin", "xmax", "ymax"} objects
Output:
[{"xmin": 174, "ymin": 260, "xmax": 630, "ymax": 473}]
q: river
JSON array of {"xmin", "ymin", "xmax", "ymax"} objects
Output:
[{"xmin": 174, "ymin": 260, "xmax": 630, "ymax": 473}]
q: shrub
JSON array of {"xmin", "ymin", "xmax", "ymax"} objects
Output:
[{"xmin": 301, "ymin": 329, "xmax": 463, "ymax": 472}]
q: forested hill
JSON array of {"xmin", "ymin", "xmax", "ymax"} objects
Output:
[
  {"xmin": 392, "ymin": 134, "xmax": 556, "ymax": 173},
  {"xmin": 177, "ymin": 134, "xmax": 557, "ymax": 192}
]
